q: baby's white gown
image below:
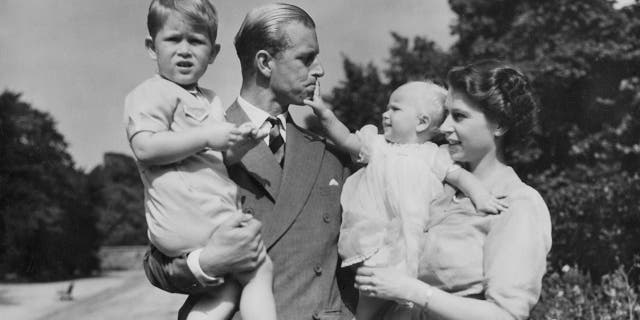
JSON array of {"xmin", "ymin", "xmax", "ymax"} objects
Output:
[{"xmin": 338, "ymin": 125, "xmax": 455, "ymax": 277}]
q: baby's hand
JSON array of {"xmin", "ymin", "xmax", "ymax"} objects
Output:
[
  {"xmin": 476, "ymin": 194, "xmax": 508, "ymax": 215},
  {"xmin": 303, "ymin": 80, "xmax": 332, "ymax": 118}
]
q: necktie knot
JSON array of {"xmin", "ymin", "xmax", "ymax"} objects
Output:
[{"xmin": 266, "ymin": 117, "xmax": 285, "ymax": 166}]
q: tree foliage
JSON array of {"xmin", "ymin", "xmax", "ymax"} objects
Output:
[
  {"xmin": 0, "ymin": 91, "xmax": 100, "ymax": 280},
  {"xmin": 88, "ymin": 152, "xmax": 146, "ymax": 246},
  {"xmin": 330, "ymin": 0, "xmax": 640, "ymax": 280}
]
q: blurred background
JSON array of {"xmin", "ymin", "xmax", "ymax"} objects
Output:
[{"xmin": 1, "ymin": 0, "xmax": 640, "ymax": 319}]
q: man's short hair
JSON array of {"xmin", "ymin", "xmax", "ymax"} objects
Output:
[
  {"xmin": 234, "ymin": 3, "xmax": 315, "ymax": 75},
  {"xmin": 147, "ymin": 0, "xmax": 219, "ymax": 44}
]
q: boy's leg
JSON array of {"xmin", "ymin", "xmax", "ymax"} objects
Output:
[
  {"xmin": 184, "ymin": 281, "xmax": 241, "ymax": 320},
  {"xmin": 234, "ymin": 255, "xmax": 277, "ymax": 320}
]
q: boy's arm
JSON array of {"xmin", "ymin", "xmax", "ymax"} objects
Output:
[
  {"xmin": 445, "ymin": 168, "xmax": 508, "ymax": 214},
  {"xmin": 304, "ymin": 83, "xmax": 362, "ymax": 156},
  {"xmin": 130, "ymin": 122, "xmax": 246, "ymax": 166}
]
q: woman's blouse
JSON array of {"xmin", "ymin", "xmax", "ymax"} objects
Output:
[{"xmin": 417, "ymin": 165, "xmax": 551, "ymax": 319}]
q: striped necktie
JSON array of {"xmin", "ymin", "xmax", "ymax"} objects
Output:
[{"xmin": 266, "ymin": 117, "xmax": 285, "ymax": 166}]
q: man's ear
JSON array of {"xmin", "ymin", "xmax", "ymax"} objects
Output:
[
  {"xmin": 416, "ymin": 113, "xmax": 431, "ymax": 133},
  {"xmin": 255, "ymin": 50, "xmax": 273, "ymax": 78},
  {"xmin": 208, "ymin": 43, "xmax": 221, "ymax": 64},
  {"xmin": 145, "ymin": 36, "xmax": 157, "ymax": 60}
]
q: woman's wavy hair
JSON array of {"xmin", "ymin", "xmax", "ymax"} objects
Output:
[{"xmin": 446, "ymin": 60, "xmax": 540, "ymax": 158}]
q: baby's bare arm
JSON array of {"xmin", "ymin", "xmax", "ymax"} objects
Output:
[
  {"xmin": 303, "ymin": 82, "xmax": 362, "ymax": 156},
  {"xmin": 445, "ymin": 168, "xmax": 508, "ymax": 214}
]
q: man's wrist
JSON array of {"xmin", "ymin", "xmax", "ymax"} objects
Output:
[{"xmin": 186, "ymin": 248, "xmax": 225, "ymax": 286}]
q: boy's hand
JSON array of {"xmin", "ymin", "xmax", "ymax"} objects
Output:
[
  {"xmin": 303, "ymin": 80, "xmax": 332, "ymax": 119},
  {"xmin": 204, "ymin": 122, "xmax": 245, "ymax": 150},
  {"xmin": 225, "ymin": 122, "xmax": 266, "ymax": 164},
  {"xmin": 476, "ymin": 194, "xmax": 508, "ymax": 215}
]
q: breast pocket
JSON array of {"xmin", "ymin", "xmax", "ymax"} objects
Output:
[{"xmin": 183, "ymin": 103, "xmax": 210, "ymax": 123}]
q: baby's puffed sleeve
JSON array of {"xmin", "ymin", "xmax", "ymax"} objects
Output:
[
  {"xmin": 430, "ymin": 144, "xmax": 459, "ymax": 181},
  {"xmin": 124, "ymin": 82, "xmax": 175, "ymax": 141},
  {"xmin": 354, "ymin": 124, "xmax": 384, "ymax": 164},
  {"xmin": 483, "ymin": 186, "xmax": 552, "ymax": 319}
]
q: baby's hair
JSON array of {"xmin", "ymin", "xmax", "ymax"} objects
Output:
[
  {"xmin": 147, "ymin": 0, "xmax": 219, "ymax": 44},
  {"xmin": 421, "ymin": 80, "xmax": 448, "ymax": 129}
]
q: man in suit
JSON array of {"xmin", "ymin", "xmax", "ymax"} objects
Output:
[{"xmin": 143, "ymin": 3, "xmax": 355, "ymax": 319}]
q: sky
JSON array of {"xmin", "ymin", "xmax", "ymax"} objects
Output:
[{"xmin": 0, "ymin": 0, "xmax": 456, "ymax": 171}]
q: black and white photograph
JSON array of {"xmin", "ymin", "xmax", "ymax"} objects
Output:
[{"xmin": 1, "ymin": 0, "xmax": 639, "ymax": 319}]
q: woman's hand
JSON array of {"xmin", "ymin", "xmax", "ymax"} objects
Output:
[{"xmin": 355, "ymin": 262, "xmax": 417, "ymax": 302}]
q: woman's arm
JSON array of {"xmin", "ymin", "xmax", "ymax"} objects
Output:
[{"xmin": 355, "ymin": 266, "xmax": 515, "ymax": 320}]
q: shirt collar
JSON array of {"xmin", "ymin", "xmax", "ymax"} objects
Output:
[{"xmin": 236, "ymin": 96, "xmax": 288, "ymax": 141}]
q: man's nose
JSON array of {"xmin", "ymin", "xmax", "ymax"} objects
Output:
[{"xmin": 310, "ymin": 58, "xmax": 324, "ymax": 78}]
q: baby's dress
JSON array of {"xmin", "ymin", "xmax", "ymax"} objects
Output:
[{"xmin": 338, "ymin": 125, "xmax": 456, "ymax": 277}]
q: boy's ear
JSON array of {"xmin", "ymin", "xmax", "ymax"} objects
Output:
[
  {"xmin": 208, "ymin": 43, "xmax": 221, "ymax": 64},
  {"xmin": 255, "ymin": 50, "xmax": 274, "ymax": 78},
  {"xmin": 416, "ymin": 113, "xmax": 431, "ymax": 133},
  {"xmin": 145, "ymin": 36, "xmax": 157, "ymax": 60}
]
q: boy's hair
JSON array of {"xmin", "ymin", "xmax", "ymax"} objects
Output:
[
  {"xmin": 234, "ymin": 3, "xmax": 315, "ymax": 77},
  {"xmin": 147, "ymin": 0, "xmax": 218, "ymax": 43}
]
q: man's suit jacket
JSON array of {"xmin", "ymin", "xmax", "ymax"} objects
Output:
[{"xmin": 143, "ymin": 101, "xmax": 356, "ymax": 320}]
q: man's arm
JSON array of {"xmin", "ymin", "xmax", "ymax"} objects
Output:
[{"xmin": 143, "ymin": 214, "xmax": 266, "ymax": 294}]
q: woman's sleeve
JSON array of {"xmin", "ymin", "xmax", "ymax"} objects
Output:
[{"xmin": 483, "ymin": 186, "xmax": 552, "ymax": 320}]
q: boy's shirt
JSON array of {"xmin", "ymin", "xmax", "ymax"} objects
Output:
[{"xmin": 124, "ymin": 75, "xmax": 238, "ymax": 257}]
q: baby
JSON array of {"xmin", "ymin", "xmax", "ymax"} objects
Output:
[
  {"xmin": 123, "ymin": 1, "xmax": 274, "ymax": 319},
  {"xmin": 305, "ymin": 81, "xmax": 507, "ymax": 319}
]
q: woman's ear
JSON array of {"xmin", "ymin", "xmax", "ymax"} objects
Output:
[
  {"xmin": 416, "ymin": 114, "xmax": 431, "ymax": 133},
  {"xmin": 493, "ymin": 124, "xmax": 509, "ymax": 137},
  {"xmin": 145, "ymin": 36, "xmax": 157, "ymax": 60},
  {"xmin": 256, "ymin": 50, "xmax": 273, "ymax": 78}
]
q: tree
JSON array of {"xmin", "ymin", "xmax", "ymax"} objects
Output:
[
  {"xmin": 88, "ymin": 152, "xmax": 146, "ymax": 245},
  {"xmin": 0, "ymin": 90, "xmax": 100, "ymax": 280},
  {"xmin": 329, "ymin": 0, "xmax": 640, "ymax": 280}
]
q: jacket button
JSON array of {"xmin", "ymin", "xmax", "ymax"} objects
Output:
[
  {"xmin": 322, "ymin": 213, "xmax": 331, "ymax": 223},
  {"xmin": 243, "ymin": 207, "xmax": 254, "ymax": 215},
  {"xmin": 314, "ymin": 264, "xmax": 322, "ymax": 275}
]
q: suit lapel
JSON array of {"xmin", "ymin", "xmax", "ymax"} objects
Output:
[
  {"xmin": 225, "ymin": 102, "xmax": 282, "ymax": 199},
  {"xmin": 263, "ymin": 120, "xmax": 325, "ymax": 248}
]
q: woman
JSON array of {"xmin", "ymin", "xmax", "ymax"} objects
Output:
[{"xmin": 355, "ymin": 60, "xmax": 552, "ymax": 320}]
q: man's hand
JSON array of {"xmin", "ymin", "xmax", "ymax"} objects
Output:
[{"xmin": 198, "ymin": 213, "xmax": 267, "ymax": 276}]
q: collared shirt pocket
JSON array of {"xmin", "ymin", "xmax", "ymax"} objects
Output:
[{"xmin": 183, "ymin": 103, "xmax": 210, "ymax": 122}]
